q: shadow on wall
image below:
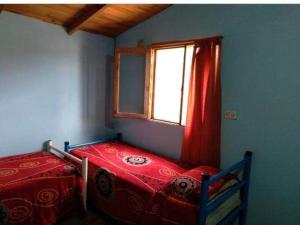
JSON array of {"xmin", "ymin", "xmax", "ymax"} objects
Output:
[
  {"xmin": 0, "ymin": 12, "xmax": 116, "ymax": 155},
  {"xmin": 104, "ymin": 55, "xmax": 114, "ymax": 130},
  {"xmin": 79, "ymin": 39, "xmax": 115, "ymax": 141}
]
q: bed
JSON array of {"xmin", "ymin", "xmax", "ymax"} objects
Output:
[
  {"xmin": 65, "ymin": 134, "xmax": 252, "ymax": 225},
  {"xmin": 0, "ymin": 141, "xmax": 88, "ymax": 225}
]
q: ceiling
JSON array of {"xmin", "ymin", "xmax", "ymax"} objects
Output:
[{"xmin": 0, "ymin": 4, "xmax": 171, "ymax": 37}]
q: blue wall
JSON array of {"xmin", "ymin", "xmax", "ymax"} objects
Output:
[
  {"xmin": 115, "ymin": 5, "xmax": 300, "ymax": 225},
  {"xmin": 0, "ymin": 12, "xmax": 114, "ymax": 156}
]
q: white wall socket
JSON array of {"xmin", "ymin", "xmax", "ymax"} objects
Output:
[{"xmin": 224, "ymin": 111, "xmax": 237, "ymax": 120}]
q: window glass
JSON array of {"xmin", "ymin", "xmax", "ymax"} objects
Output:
[
  {"xmin": 153, "ymin": 48, "xmax": 185, "ymax": 123},
  {"xmin": 152, "ymin": 45, "xmax": 194, "ymax": 125},
  {"xmin": 119, "ymin": 53, "xmax": 145, "ymax": 113}
]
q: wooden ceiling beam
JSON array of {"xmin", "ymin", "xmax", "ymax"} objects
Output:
[
  {"xmin": 3, "ymin": 4, "xmax": 171, "ymax": 37},
  {"xmin": 67, "ymin": 4, "xmax": 106, "ymax": 35}
]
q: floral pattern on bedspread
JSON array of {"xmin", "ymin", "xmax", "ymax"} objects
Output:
[{"xmin": 0, "ymin": 152, "xmax": 83, "ymax": 225}]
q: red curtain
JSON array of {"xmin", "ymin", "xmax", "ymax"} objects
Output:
[{"xmin": 181, "ymin": 37, "xmax": 222, "ymax": 168}]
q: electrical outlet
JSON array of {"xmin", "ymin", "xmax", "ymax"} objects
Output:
[{"xmin": 224, "ymin": 111, "xmax": 237, "ymax": 120}]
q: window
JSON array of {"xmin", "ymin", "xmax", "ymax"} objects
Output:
[
  {"xmin": 151, "ymin": 44, "xmax": 194, "ymax": 125},
  {"xmin": 113, "ymin": 39, "xmax": 202, "ymax": 126},
  {"xmin": 113, "ymin": 48, "xmax": 149, "ymax": 119}
]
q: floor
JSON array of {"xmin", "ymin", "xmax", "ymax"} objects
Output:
[{"xmin": 56, "ymin": 206, "xmax": 118, "ymax": 225}]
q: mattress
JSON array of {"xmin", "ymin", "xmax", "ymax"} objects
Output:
[
  {"xmin": 0, "ymin": 151, "xmax": 83, "ymax": 225},
  {"xmin": 71, "ymin": 141, "xmax": 240, "ymax": 225}
]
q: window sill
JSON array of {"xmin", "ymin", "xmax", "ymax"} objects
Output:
[{"xmin": 147, "ymin": 118, "xmax": 185, "ymax": 127}]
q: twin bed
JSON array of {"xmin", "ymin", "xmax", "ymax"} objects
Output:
[
  {"xmin": 0, "ymin": 133, "xmax": 252, "ymax": 225},
  {"xmin": 0, "ymin": 142, "xmax": 87, "ymax": 225},
  {"xmin": 65, "ymin": 134, "xmax": 252, "ymax": 225}
]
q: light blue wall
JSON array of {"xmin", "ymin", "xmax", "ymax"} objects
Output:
[
  {"xmin": 0, "ymin": 12, "xmax": 114, "ymax": 156},
  {"xmin": 115, "ymin": 5, "xmax": 300, "ymax": 225}
]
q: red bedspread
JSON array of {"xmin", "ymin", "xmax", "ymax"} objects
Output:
[
  {"xmin": 0, "ymin": 151, "xmax": 83, "ymax": 225},
  {"xmin": 71, "ymin": 141, "xmax": 235, "ymax": 225}
]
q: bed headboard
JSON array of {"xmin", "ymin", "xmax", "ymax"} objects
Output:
[{"xmin": 64, "ymin": 132, "xmax": 122, "ymax": 153}]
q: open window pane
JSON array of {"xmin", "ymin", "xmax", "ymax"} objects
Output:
[
  {"xmin": 119, "ymin": 53, "xmax": 145, "ymax": 113},
  {"xmin": 153, "ymin": 48, "xmax": 185, "ymax": 123},
  {"xmin": 113, "ymin": 48, "xmax": 149, "ymax": 119}
]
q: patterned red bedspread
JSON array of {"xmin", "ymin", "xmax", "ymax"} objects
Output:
[
  {"xmin": 71, "ymin": 141, "xmax": 235, "ymax": 225},
  {"xmin": 0, "ymin": 151, "xmax": 83, "ymax": 225}
]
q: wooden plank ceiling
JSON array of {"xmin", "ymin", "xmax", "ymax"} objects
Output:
[{"xmin": 0, "ymin": 4, "xmax": 171, "ymax": 37}]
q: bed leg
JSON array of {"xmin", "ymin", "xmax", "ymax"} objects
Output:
[
  {"xmin": 46, "ymin": 140, "xmax": 52, "ymax": 152},
  {"xmin": 198, "ymin": 174, "xmax": 210, "ymax": 225},
  {"xmin": 64, "ymin": 141, "xmax": 70, "ymax": 152},
  {"xmin": 239, "ymin": 151, "xmax": 253, "ymax": 225},
  {"xmin": 116, "ymin": 133, "xmax": 122, "ymax": 141},
  {"xmin": 82, "ymin": 157, "xmax": 88, "ymax": 211}
]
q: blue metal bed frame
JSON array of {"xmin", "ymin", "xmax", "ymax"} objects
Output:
[
  {"xmin": 64, "ymin": 133, "xmax": 252, "ymax": 225},
  {"xmin": 64, "ymin": 133, "xmax": 122, "ymax": 152},
  {"xmin": 199, "ymin": 151, "xmax": 252, "ymax": 225}
]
